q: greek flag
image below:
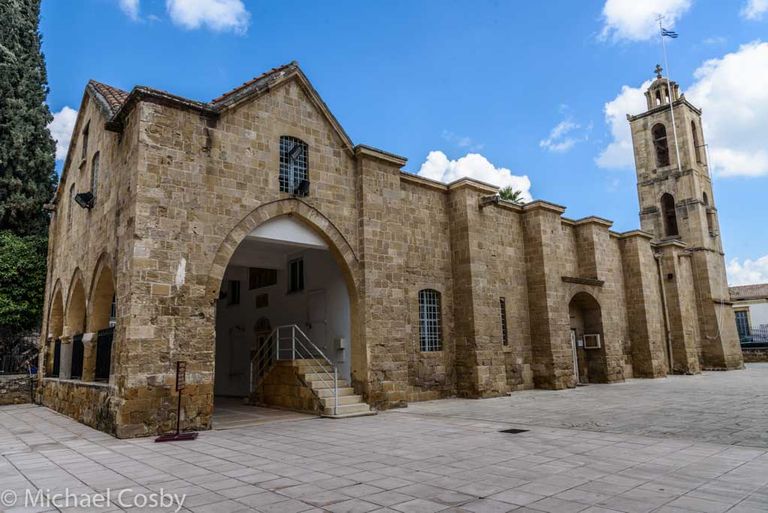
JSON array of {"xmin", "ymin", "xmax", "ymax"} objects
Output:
[{"xmin": 661, "ymin": 28, "xmax": 679, "ymax": 38}]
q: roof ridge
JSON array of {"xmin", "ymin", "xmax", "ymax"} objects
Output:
[{"xmin": 211, "ymin": 61, "xmax": 298, "ymax": 104}]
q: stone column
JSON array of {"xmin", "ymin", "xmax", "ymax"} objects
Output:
[
  {"xmin": 59, "ymin": 335, "xmax": 73, "ymax": 379},
  {"xmin": 355, "ymin": 147, "xmax": 409, "ymax": 408},
  {"xmin": 656, "ymin": 241, "xmax": 701, "ymax": 374},
  {"xmin": 82, "ymin": 332, "xmax": 97, "ymax": 382},
  {"xmin": 522, "ymin": 201, "xmax": 573, "ymax": 389},
  {"xmin": 574, "ymin": 217, "xmax": 624, "ymax": 383},
  {"xmin": 618, "ymin": 231, "xmax": 667, "ymax": 378}
]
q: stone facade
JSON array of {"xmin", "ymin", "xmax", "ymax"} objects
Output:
[{"xmin": 37, "ymin": 63, "xmax": 743, "ymax": 437}]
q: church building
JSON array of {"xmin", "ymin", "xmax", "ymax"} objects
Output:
[{"xmin": 37, "ymin": 62, "xmax": 743, "ymax": 438}]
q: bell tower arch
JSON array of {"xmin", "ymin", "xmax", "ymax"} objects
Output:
[{"xmin": 628, "ymin": 65, "xmax": 743, "ymax": 371}]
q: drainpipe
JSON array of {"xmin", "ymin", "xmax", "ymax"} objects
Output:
[{"xmin": 654, "ymin": 252, "xmax": 674, "ymax": 373}]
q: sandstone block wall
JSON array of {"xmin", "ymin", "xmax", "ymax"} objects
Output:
[{"xmin": 38, "ymin": 65, "xmax": 742, "ymax": 438}]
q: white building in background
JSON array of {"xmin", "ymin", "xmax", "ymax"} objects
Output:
[{"xmin": 730, "ymin": 284, "xmax": 768, "ymax": 343}]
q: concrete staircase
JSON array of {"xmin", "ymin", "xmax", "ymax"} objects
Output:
[{"xmin": 293, "ymin": 359, "xmax": 375, "ymax": 418}]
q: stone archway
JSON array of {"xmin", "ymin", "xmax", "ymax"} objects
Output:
[
  {"xmin": 568, "ymin": 292, "xmax": 608, "ymax": 384},
  {"xmin": 87, "ymin": 256, "xmax": 115, "ymax": 382},
  {"xmin": 206, "ymin": 199, "xmax": 366, "ymax": 416},
  {"xmin": 63, "ymin": 270, "xmax": 86, "ymax": 379},
  {"xmin": 46, "ymin": 282, "xmax": 64, "ymax": 376}
]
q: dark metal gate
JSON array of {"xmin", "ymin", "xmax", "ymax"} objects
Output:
[{"xmin": 95, "ymin": 327, "xmax": 113, "ymax": 381}]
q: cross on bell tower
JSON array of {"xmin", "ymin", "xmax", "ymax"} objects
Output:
[{"xmin": 655, "ymin": 64, "xmax": 663, "ymax": 79}]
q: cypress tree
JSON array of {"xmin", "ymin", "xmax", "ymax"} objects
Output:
[{"xmin": 0, "ymin": 0, "xmax": 57, "ymax": 236}]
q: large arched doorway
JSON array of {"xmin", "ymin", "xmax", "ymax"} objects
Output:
[
  {"xmin": 213, "ymin": 214, "xmax": 354, "ymax": 417},
  {"xmin": 568, "ymin": 292, "xmax": 607, "ymax": 384}
]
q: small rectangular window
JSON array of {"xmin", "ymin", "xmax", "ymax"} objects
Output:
[
  {"xmin": 227, "ymin": 280, "xmax": 240, "ymax": 306},
  {"xmin": 249, "ymin": 267, "xmax": 277, "ymax": 290},
  {"xmin": 288, "ymin": 258, "xmax": 304, "ymax": 293},
  {"xmin": 500, "ymin": 297, "xmax": 508, "ymax": 346},
  {"xmin": 82, "ymin": 122, "xmax": 90, "ymax": 160}
]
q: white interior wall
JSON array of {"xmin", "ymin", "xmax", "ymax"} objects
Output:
[
  {"xmin": 215, "ymin": 245, "xmax": 351, "ymax": 397},
  {"xmin": 749, "ymin": 302, "xmax": 768, "ymax": 327}
]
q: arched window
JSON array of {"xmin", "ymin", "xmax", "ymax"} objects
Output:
[
  {"xmin": 652, "ymin": 124, "xmax": 670, "ymax": 167},
  {"xmin": 91, "ymin": 152, "xmax": 100, "ymax": 197},
  {"xmin": 661, "ymin": 193, "xmax": 679, "ymax": 237},
  {"xmin": 691, "ymin": 121, "xmax": 702, "ymax": 164},
  {"xmin": 655, "ymin": 91, "xmax": 662, "ymax": 106},
  {"xmin": 279, "ymin": 136, "xmax": 308, "ymax": 194},
  {"xmin": 68, "ymin": 183, "xmax": 76, "ymax": 231},
  {"xmin": 418, "ymin": 289, "xmax": 442, "ymax": 352},
  {"xmin": 702, "ymin": 192, "xmax": 708, "ymax": 206}
]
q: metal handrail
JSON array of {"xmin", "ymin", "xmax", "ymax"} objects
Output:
[{"xmin": 249, "ymin": 324, "xmax": 338, "ymax": 416}]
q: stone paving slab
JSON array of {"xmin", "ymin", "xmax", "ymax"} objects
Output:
[
  {"xmin": 401, "ymin": 364, "xmax": 768, "ymax": 449},
  {"xmin": 0, "ymin": 365, "xmax": 766, "ymax": 512}
]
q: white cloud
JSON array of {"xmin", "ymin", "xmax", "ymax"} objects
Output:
[
  {"xmin": 441, "ymin": 130, "xmax": 484, "ymax": 151},
  {"xmin": 48, "ymin": 106, "xmax": 78, "ymax": 161},
  {"xmin": 598, "ymin": 42, "xmax": 768, "ymax": 177},
  {"xmin": 600, "ymin": 0, "xmax": 692, "ymax": 42},
  {"xmin": 686, "ymin": 41, "xmax": 768, "ymax": 177},
  {"xmin": 727, "ymin": 254, "xmax": 768, "ymax": 285},
  {"xmin": 417, "ymin": 151, "xmax": 533, "ymax": 202},
  {"xmin": 539, "ymin": 119, "xmax": 589, "ymax": 153},
  {"xmin": 741, "ymin": 0, "xmax": 768, "ymax": 20},
  {"xmin": 118, "ymin": 0, "xmax": 140, "ymax": 20},
  {"xmin": 595, "ymin": 81, "xmax": 651, "ymax": 169},
  {"xmin": 166, "ymin": 0, "xmax": 250, "ymax": 34}
]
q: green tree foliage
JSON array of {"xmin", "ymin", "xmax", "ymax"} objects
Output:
[
  {"xmin": 0, "ymin": 0, "xmax": 57, "ymax": 236},
  {"xmin": 499, "ymin": 186, "xmax": 525, "ymax": 205},
  {"xmin": 0, "ymin": 231, "xmax": 47, "ymax": 345}
]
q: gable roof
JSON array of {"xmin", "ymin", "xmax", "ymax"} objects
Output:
[
  {"xmin": 87, "ymin": 80, "xmax": 129, "ymax": 117},
  {"xmin": 89, "ymin": 61, "xmax": 355, "ymax": 153}
]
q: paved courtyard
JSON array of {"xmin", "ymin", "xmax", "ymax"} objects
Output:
[{"xmin": 0, "ymin": 366, "xmax": 766, "ymax": 512}]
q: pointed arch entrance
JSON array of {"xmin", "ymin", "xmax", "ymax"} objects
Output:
[
  {"xmin": 568, "ymin": 292, "xmax": 607, "ymax": 384},
  {"xmin": 207, "ymin": 200, "xmax": 364, "ymax": 418}
]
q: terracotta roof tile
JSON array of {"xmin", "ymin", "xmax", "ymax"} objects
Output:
[
  {"xmin": 211, "ymin": 61, "xmax": 297, "ymax": 105},
  {"xmin": 88, "ymin": 80, "xmax": 130, "ymax": 116}
]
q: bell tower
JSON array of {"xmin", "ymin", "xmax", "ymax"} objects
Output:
[{"xmin": 628, "ymin": 65, "xmax": 743, "ymax": 371}]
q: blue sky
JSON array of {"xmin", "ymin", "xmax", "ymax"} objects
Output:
[{"xmin": 41, "ymin": 0, "xmax": 768, "ymax": 284}]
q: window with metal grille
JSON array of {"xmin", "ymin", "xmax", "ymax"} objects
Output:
[
  {"xmin": 735, "ymin": 310, "xmax": 751, "ymax": 342},
  {"xmin": 279, "ymin": 136, "xmax": 308, "ymax": 194},
  {"xmin": 500, "ymin": 297, "xmax": 508, "ymax": 346},
  {"xmin": 288, "ymin": 258, "xmax": 304, "ymax": 293},
  {"xmin": 419, "ymin": 289, "xmax": 442, "ymax": 352}
]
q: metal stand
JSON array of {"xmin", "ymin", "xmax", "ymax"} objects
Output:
[{"xmin": 155, "ymin": 361, "xmax": 198, "ymax": 442}]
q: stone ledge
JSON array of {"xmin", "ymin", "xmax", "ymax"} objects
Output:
[{"xmin": 562, "ymin": 276, "xmax": 605, "ymax": 287}]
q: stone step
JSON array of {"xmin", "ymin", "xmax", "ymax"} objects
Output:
[
  {"xmin": 293, "ymin": 359, "xmax": 332, "ymax": 369},
  {"xmin": 319, "ymin": 394, "xmax": 364, "ymax": 407},
  {"xmin": 305, "ymin": 378, "xmax": 350, "ymax": 389},
  {"xmin": 302, "ymin": 372, "xmax": 342, "ymax": 382},
  {"xmin": 315, "ymin": 386, "xmax": 356, "ymax": 398},
  {"xmin": 322, "ymin": 403, "xmax": 372, "ymax": 416}
]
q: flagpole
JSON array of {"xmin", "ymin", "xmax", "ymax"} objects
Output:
[{"xmin": 658, "ymin": 16, "xmax": 683, "ymax": 174}]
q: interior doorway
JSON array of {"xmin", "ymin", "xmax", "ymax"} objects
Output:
[{"xmin": 213, "ymin": 216, "xmax": 352, "ymax": 406}]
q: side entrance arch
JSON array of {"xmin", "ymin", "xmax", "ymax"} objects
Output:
[
  {"xmin": 207, "ymin": 200, "xmax": 370, "ymax": 418},
  {"xmin": 568, "ymin": 292, "xmax": 608, "ymax": 384}
]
